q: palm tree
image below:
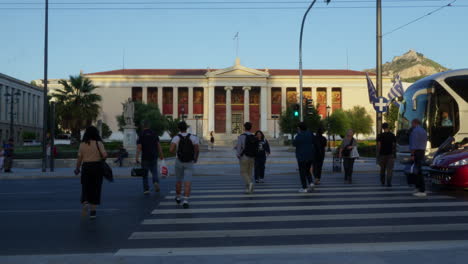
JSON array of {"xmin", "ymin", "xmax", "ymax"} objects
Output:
[{"xmin": 52, "ymin": 73, "xmax": 102, "ymax": 142}]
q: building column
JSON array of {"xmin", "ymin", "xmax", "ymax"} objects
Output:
[
  {"xmin": 243, "ymin": 86, "xmax": 251, "ymax": 122},
  {"xmin": 208, "ymin": 86, "xmax": 215, "ymax": 133},
  {"xmin": 326, "ymin": 87, "xmax": 332, "ymax": 113},
  {"xmin": 142, "ymin": 87, "xmax": 147, "ymax": 104},
  {"xmin": 173, "ymin": 87, "xmax": 178, "ymax": 119},
  {"xmin": 311, "ymin": 87, "xmax": 316, "ymax": 106},
  {"xmin": 188, "ymin": 86, "xmax": 194, "ymax": 119},
  {"xmin": 225, "ymin": 86, "xmax": 232, "ymax": 134},
  {"xmin": 281, "ymin": 86, "xmax": 287, "ymax": 112},
  {"xmin": 260, "ymin": 86, "xmax": 268, "ymax": 131},
  {"xmin": 157, "ymin": 87, "xmax": 163, "ymax": 111}
]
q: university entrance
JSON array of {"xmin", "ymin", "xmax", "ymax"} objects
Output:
[{"xmin": 231, "ymin": 112, "xmax": 243, "ymax": 134}]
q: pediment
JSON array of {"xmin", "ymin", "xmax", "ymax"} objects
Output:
[{"xmin": 206, "ymin": 59, "xmax": 269, "ymax": 78}]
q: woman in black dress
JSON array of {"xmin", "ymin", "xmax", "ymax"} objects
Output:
[
  {"xmin": 314, "ymin": 127, "xmax": 327, "ymax": 185},
  {"xmin": 75, "ymin": 126, "xmax": 107, "ymax": 219},
  {"xmin": 254, "ymin": 130, "xmax": 271, "ymax": 183}
]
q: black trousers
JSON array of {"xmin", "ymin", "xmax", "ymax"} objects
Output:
[
  {"xmin": 298, "ymin": 160, "xmax": 313, "ymax": 189},
  {"xmin": 343, "ymin": 158, "xmax": 355, "ymax": 182},
  {"xmin": 81, "ymin": 162, "xmax": 104, "ymax": 205},
  {"xmin": 314, "ymin": 156, "xmax": 325, "ymax": 180},
  {"xmin": 255, "ymin": 155, "xmax": 266, "ymax": 180},
  {"xmin": 414, "ymin": 150, "xmax": 426, "ymax": 192}
]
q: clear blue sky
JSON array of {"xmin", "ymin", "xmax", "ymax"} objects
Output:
[{"xmin": 1, "ymin": 0, "xmax": 467, "ymax": 82}]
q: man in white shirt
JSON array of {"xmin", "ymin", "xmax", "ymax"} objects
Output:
[{"xmin": 170, "ymin": 121, "xmax": 200, "ymax": 209}]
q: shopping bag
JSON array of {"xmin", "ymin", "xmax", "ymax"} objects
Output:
[
  {"xmin": 160, "ymin": 159, "xmax": 169, "ymax": 178},
  {"xmin": 351, "ymin": 147, "xmax": 360, "ymax": 159}
]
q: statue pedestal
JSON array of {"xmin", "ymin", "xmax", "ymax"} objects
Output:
[{"xmin": 123, "ymin": 126, "xmax": 137, "ymax": 157}]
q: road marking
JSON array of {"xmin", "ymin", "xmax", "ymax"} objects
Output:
[
  {"xmin": 130, "ymin": 223, "xmax": 468, "ymax": 239},
  {"xmin": 157, "ymin": 195, "xmax": 454, "ymax": 206},
  {"xmin": 0, "ymin": 192, "xmax": 53, "ymax": 195},
  {"xmin": 165, "ymin": 190, "xmax": 421, "ymax": 200},
  {"xmin": 0, "ymin": 209, "xmax": 120, "ymax": 213},
  {"xmin": 169, "ymin": 186, "xmax": 411, "ymax": 194},
  {"xmin": 152, "ymin": 201, "xmax": 465, "ymax": 214},
  {"xmin": 116, "ymin": 240, "xmax": 468, "ymax": 256},
  {"xmin": 143, "ymin": 210, "xmax": 468, "ymax": 225}
]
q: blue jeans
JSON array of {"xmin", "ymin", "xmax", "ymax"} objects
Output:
[{"xmin": 142, "ymin": 159, "xmax": 159, "ymax": 191}]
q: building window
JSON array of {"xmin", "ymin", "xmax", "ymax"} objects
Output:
[
  {"xmin": 332, "ymin": 87, "xmax": 342, "ymax": 111},
  {"xmin": 271, "ymin": 87, "xmax": 281, "ymax": 115},
  {"xmin": 147, "ymin": 87, "xmax": 158, "ymax": 105},
  {"xmin": 193, "ymin": 87, "xmax": 204, "ymax": 115},
  {"xmin": 131, "ymin": 87, "xmax": 142, "ymax": 102},
  {"xmin": 316, "ymin": 87, "xmax": 327, "ymax": 118},
  {"xmin": 178, "ymin": 87, "xmax": 188, "ymax": 117},
  {"xmin": 286, "ymin": 87, "xmax": 297, "ymax": 106},
  {"xmin": 162, "ymin": 87, "xmax": 173, "ymax": 115}
]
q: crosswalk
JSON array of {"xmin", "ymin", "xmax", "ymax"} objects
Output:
[{"xmin": 116, "ymin": 175, "xmax": 468, "ymax": 257}]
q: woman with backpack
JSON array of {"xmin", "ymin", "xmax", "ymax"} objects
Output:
[
  {"xmin": 339, "ymin": 129, "xmax": 358, "ymax": 184},
  {"xmin": 254, "ymin": 130, "xmax": 271, "ymax": 183},
  {"xmin": 74, "ymin": 126, "xmax": 107, "ymax": 219}
]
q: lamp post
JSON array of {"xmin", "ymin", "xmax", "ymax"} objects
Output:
[
  {"xmin": 298, "ymin": 0, "xmax": 331, "ymax": 122},
  {"xmin": 326, "ymin": 105, "xmax": 331, "ymax": 152},
  {"xmin": 5, "ymin": 90, "xmax": 21, "ymax": 142},
  {"xmin": 181, "ymin": 106, "xmax": 185, "ymax": 121}
]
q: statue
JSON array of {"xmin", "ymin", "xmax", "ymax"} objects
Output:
[{"xmin": 123, "ymin": 98, "xmax": 135, "ymax": 127}]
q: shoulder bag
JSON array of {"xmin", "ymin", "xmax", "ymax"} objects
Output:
[{"xmin": 96, "ymin": 141, "xmax": 114, "ymax": 182}]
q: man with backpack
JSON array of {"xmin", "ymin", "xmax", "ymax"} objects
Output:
[
  {"xmin": 235, "ymin": 122, "xmax": 258, "ymax": 194},
  {"xmin": 170, "ymin": 121, "xmax": 199, "ymax": 208},
  {"xmin": 136, "ymin": 121, "xmax": 164, "ymax": 195}
]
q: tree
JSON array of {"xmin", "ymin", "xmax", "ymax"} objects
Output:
[
  {"xmin": 304, "ymin": 104, "xmax": 322, "ymax": 133},
  {"xmin": 345, "ymin": 106, "xmax": 373, "ymax": 139},
  {"xmin": 101, "ymin": 123, "xmax": 112, "ymax": 139},
  {"xmin": 117, "ymin": 102, "xmax": 167, "ymax": 136},
  {"xmin": 51, "ymin": 74, "xmax": 102, "ymax": 142},
  {"xmin": 166, "ymin": 117, "xmax": 184, "ymax": 138},
  {"xmin": 279, "ymin": 106, "xmax": 300, "ymax": 139},
  {"xmin": 384, "ymin": 103, "xmax": 399, "ymax": 132},
  {"xmin": 326, "ymin": 109, "xmax": 350, "ymax": 138}
]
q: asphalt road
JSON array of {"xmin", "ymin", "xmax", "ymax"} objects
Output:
[{"xmin": 1, "ymin": 169, "xmax": 468, "ymax": 263}]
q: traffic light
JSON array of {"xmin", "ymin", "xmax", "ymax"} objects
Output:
[
  {"xmin": 293, "ymin": 104, "xmax": 300, "ymax": 117},
  {"xmin": 306, "ymin": 99, "xmax": 314, "ymax": 115}
]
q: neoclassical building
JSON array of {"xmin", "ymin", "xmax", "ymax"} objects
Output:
[{"xmin": 43, "ymin": 59, "xmax": 394, "ymax": 141}]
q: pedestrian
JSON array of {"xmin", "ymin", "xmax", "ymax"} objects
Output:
[
  {"xmin": 235, "ymin": 122, "xmax": 258, "ymax": 194},
  {"xmin": 114, "ymin": 145, "xmax": 128, "ymax": 167},
  {"xmin": 339, "ymin": 129, "xmax": 358, "ymax": 184},
  {"xmin": 170, "ymin": 121, "xmax": 200, "ymax": 209},
  {"xmin": 377, "ymin": 123, "xmax": 396, "ymax": 187},
  {"xmin": 254, "ymin": 130, "xmax": 270, "ymax": 183},
  {"xmin": 0, "ymin": 146, "xmax": 4, "ymax": 172},
  {"xmin": 136, "ymin": 120, "xmax": 165, "ymax": 195},
  {"xmin": 2, "ymin": 138, "xmax": 14, "ymax": 173},
  {"xmin": 210, "ymin": 131, "xmax": 215, "ymax": 150},
  {"xmin": 293, "ymin": 122, "xmax": 316, "ymax": 193},
  {"xmin": 409, "ymin": 118, "xmax": 428, "ymax": 197},
  {"xmin": 74, "ymin": 126, "xmax": 107, "ymax": 219},
  {"xmin": 314, "ymin": 127, "xmax": 327, "ymax": 185}
]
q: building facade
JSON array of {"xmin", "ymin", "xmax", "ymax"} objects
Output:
[
  {"xmin": 0, "ymin": 73, "xmax": 44, "ymax": 144},
  {"xmin": 43, "ymin": 59, "xmax": 394, "ymax": 141}
]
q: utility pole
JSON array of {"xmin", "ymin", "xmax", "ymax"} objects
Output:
[
  {"xmin": 42, "ymin": 0, "xmax": 49, "ymax": 172},
  {"xmin": 376, "ymin": 0, "xmax": 383, "ymax": 137}
]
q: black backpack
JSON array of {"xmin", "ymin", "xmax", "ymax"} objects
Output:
[
  {"xmin": 242, "ymin": 134, "xmax": 258, "ymax": 158},
  {"xmin": 177, "ymin": 134, "xmax": 195, "ymax": 162}
]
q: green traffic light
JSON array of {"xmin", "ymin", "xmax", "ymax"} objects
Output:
[{"xmin": 294, "ymin": 111, "xmax": 299, "ymax": 117}]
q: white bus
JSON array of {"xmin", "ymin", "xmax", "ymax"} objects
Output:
[{"xmin": 396, "ymin": 69, "xmax": 468, "ymax": 163}]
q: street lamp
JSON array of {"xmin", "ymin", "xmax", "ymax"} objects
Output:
[
  {"xmin": 180, "ymin": 106, "xmax": 185, "ymax": 121},
  {"xmin": 5, "ymin": 90, "xmax": 21, "ymax": 142},
  {"xmin": 326, "ymin": 105, "xmax": 331, "ymax": 152},
  {"xmin": 298, "ymin": 0, "xmax": 331, "ymax": 122}
]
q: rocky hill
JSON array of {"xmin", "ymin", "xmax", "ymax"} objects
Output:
[{"xmin": 365, "ymin": 50, "xmax": 448, "ymax": 82}]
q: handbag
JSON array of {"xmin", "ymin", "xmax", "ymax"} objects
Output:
[
  {"xmin": 351, "ymin": 147, "xmax": 360, "ymax": 159},
  {"xmin": 131, "ymin": 167, "xmax": 146, "ymax": 177},
  {"xmin": 96, "ymin": 141, "xmax": 114, "ymax": 182},
  {"xmin": 341, "ymin": 138, "xmax": 354, "ymax": 157}
]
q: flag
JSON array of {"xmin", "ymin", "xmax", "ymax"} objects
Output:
[
  {"xmin": 388, "ymin": 74, "xmax": 404, "ymax": 103},
  {"xmin": 233, "ymin": 32, "xmax": 239, "ymax": 40},
  {"xmin": 366, "ymin": 73, "xmax": 377, "ymax": 104}
]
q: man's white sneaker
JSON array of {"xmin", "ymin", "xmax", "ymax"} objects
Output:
[
  {"xmin": 248, "ymin": 183, "xmax": 254, "ymax": 194},
  {"xmin": 308, "ymin": 183, "xmax": 315, "ymax": 190},
  {"xmin": 413, "ymin": 192, "xmax": 427, "ymax": 197},
  {"xmin": 298, "ymin": 188, "xmax": 309, "ymax": 193}
]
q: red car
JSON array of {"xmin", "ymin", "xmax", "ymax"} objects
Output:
[{"xmin": 429, "ymin": 148, "xmax": 468, "ymax": 190}]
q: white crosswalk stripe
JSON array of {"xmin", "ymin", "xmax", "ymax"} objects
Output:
[{"xmin": 116, "ymin": 177, "xmax": 468, "ymax": 257}]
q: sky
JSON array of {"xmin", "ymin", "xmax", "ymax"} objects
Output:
[{"xmin": 1, "ymin": 0, "xmax": 467, "ymax": 82}]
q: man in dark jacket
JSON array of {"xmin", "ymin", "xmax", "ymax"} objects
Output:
[{"xmin": 293, "ymin": 122, "xmax": 317, "ymax": 193}]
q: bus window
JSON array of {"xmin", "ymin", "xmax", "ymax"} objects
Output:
[
  {"xmin": 445, "ymin": 75, "xmax": 468, "ymax": 103},
  {"xmin": 428, "ymin": 82, "xmax": 459, "ymax": 148}
]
